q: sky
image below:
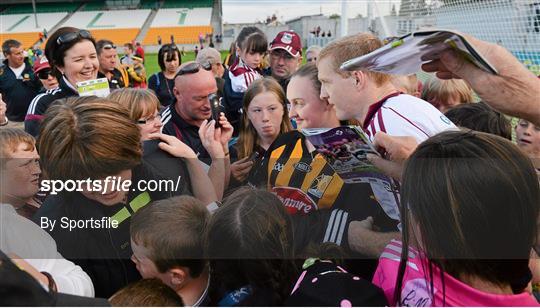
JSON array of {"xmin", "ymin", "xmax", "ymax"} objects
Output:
[{"xmin": 222, "ymin": 0, "xmax": 401, "ymax": 24}]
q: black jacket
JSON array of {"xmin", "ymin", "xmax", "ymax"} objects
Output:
[
  {"xmin": 148, "ymin": 72, "xmax": 175, "ymax": 107},
  {"xmin": 24, "ymin": 76, "xmax": 78, "ymax": 137},
  {"xmin": 0, "ymin": 59, "xmax": 41, "ymax": 121},
  {"xmin": 33, "ymin": 163, "xmax": 173, "ymax": 298}
]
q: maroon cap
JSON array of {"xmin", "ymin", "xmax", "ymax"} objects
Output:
[
  {"xmin": 33, "ymin": 56, "xmax": 50, "ymax": 74},
  {"xmin": 270, "ymin": 31, "xmax": 302, "ymax": 57}
]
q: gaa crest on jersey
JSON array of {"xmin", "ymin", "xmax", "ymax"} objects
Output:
[
  {"xmin": 272, "ymin": 162, "xmax": 285, "ymax": 172},
  {"xmin": 272, "ymin": 186, "xmax": 317, "ymax": 215},
  {"xmin": 308, "ymin": 174, "xmax": 333, "ymax": 198},
  {"xmin": 281, "ymin": 33, "xmax": 293, "ymax": 44}
]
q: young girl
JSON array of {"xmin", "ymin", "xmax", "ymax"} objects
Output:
[
  {"xmin": 223, "ymin": 26, "xmax": 268, "ymax": 133},
  {"xmin": 230, "ymin": 77, "xmax": 292, "ymax": 183},
  {"xmin": 373, "ymin": 130, "xmax": 539, "ymax": 306}
]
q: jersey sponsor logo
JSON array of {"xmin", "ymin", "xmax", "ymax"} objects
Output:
[
  {"xmin": 308, "ymin": 174, "xmax": 332, "ymax": 198},
  {"xmin": 272, "ymin": 186, "xmax": 317, "ymax": 215},
  {"xmin": 272, "ymin": 162, "xmax": 285, "ymax": 172},
  {"xmin": 440, "ymin": 115, "xmax": 451, "ymax": 125},
  {"xmin": 293, "ymin": 162, "xmax": 312, "ymax": 173}
]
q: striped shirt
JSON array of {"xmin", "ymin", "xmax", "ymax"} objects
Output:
[
  {"xmin": 363, "ymin": 93, "xmax": 456, "ymax": 143},
  {"xmin": 228, "ymin": 57, "xmax": 263, "ymax": 93}
]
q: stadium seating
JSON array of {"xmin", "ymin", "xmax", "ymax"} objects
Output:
[
  {"xmin": 2, "ymin": 2, "xmax": 80, "ymax": 14},
  {"xmin": 142, "ymin": 8, "xmax": 213, "ymax": 45},
  {"xmin": 162, "ymin": 0, "xmax": 213, "ymax": 9},
  {"xmin": 0, "ymin": 32, "xmax": 42, "ymax": 49},
  {"xmin": 0, "ymin": 13, "xmax": 68, "ymax": 48},
  {"xmin": 139, "ymin": 0, "xmax": 161, "ymax": 10},
  {"xmin": 143, "ymin": 25, "xmax": 213, "ymax": 45},
  {"xmin": 87, "ymin": 28, "xmax": 140, "ymax": 45},
  {"xmin": 81, "ymin": 1, "xmax": 108, "ymax": 11}
]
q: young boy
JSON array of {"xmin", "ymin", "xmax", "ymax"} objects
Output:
[{"xmin": 130, "ymin": 196, "xmax": 211, "ymax": 306}]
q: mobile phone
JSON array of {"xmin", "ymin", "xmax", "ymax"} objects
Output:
[{"xmin": 209, "ymin": 93, "xmax": 222, "ymax": 128}]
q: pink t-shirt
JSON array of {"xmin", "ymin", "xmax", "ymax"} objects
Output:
[{"xmin": 373, "ymin": 240, "xmax": 539, "ymax": 306}]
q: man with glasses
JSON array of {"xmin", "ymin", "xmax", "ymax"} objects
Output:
[
  {"xmin": 264, "ymin": 31, "xmax": 303, "ymax": 93},
  {"xmin": 96, "ymin": 40, "xmax": 128, "ymax": 90},
  {"xmin": 33, "ymin": 56, "xmax": 58, "ymax": 91},
  {"xmin": 0, "ymin": 39, "xmax": 41, "ymax": 124}
]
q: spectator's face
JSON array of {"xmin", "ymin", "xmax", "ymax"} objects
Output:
[
  {"xmin": 164, "ymin": 54, "xmax": 179, "ymax": 74},
  {"xmin": 287, "ymin": 76, "xmax": 334, "ymax": 129},
  {"xmin": 247, "ymin": 91, "xmax": 284, "ymax": 144},
  {"xmin": 269, "ymin": 49, "xmax": 301, "ymax": 80},
  {"xmin": 2, "ymin": 143, "xmax": 41, "ymax": 204},
  {"xmin": 6, "ymin": 46, "xmax": 25, "ymax": 68},
  {"xmin": 238, "ymin": 49, "xmax": 264, "ymax": 69},
  {"xmin": 318, "ymin": 56, "xmax": 359, "ymax": 121},
  {"xmin": 306, "ymin": 50, "xmax": 319, "ymax": 63},
  {"xmin": 37, "ymin": 68, "xmax": 59, "ymax": 90},
  {"xmin": 516, "ymin": 119, "xmax": 540, "ymax": 157},
  {"xmin": 80, "ymin": 169, "xmax": 131, "ymax": 206},
  {"xmin": 174, "ymin": 70, "xmax": 217, "ymax": 124},
  {"xmin": 130, "ymin": 240, "xmax": 164, "ymax": 280},
  {"xmin": 124, "ymin": 46, "xmax": 133, "ymax": 55},
  {"xmin": 137, "ymin": 109, "xmax": 162, "ymax": 142},
  {"xmin": 59, "ymin": 40, "xmax": 99, "ymax": 85},
  {"xmin": 98, "ymin": 47, "xmax": 117, "ymax": 72},
  {"xmin": 211, "ymin": 59, "xmax": 224, "ymax": 78}
]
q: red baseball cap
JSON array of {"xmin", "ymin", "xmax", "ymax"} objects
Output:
[
  {"xmin": 33, "ymin": 56, "xmax": 50, "ymax": 74},
  {"xmin": 270, "ymin": 31, "xmax": 302, "ymax": 58}
]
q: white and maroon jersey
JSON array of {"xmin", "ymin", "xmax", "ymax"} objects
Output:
[
  {"xmin": 228, "ymin": 57, "xmax": 263, "ymax": 93},
  {"xmin": 363, "ymin": 93, "xmax": 456, "ymax": 143}
]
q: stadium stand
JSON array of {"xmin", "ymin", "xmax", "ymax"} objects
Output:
[
  {"xmin": 0, "ymin": 13, "xmax": 68, "ymax": 48},
  {"xmin": 81, "ymin": 1, "xmax": 108, "ymax": 11},
  {"xmin": 60, "ymin": 9, "xmax": 151, "ymax": 45},
  {"xmin": 143, "ymin": 8, "xmax": 213, "ymax": 45},
  {"xmin": 1, "ymin": 2, "xmax": 81, "ymax": 14},
  {"xmin": 161, "ymin": 0, "xmax": 213, "ymax": 9}
]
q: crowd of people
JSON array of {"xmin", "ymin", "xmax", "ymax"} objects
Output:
[{"xmin": 0, "ymin": 24, "xmax": 540, "ymax": 306}]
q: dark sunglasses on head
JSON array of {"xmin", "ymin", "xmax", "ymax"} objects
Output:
[
  {"xmin": 163, "ymin": 44, "xmax": 179, "ymax": 52},
  {"xmin": 175, "ymin": 62, "xmax": 212, "ymax": 77},
  {"xmin": 37, "ymin": 69, "xmax": 52, "ymax": 79},
  {"xmin": 102, "ymin": 44, "xmax": 116, "ymax": 50},
  {"xmin": 56, "ymin": 30, "xmax": 92, "ymax": 45}
]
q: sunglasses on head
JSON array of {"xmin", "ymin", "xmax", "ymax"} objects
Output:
[
  {"xmin": 56, "ymin": 30, "xmax": 92, "ymax": 45},
  {"xmin": 163, "ymin": 44, "xmax": 179, "ymax": 52},
  {"xmin": 37, "ymin": 69, "xmax": 52, "ymax": 79},
  {"xmin": 175, "ymin": 62, "xmax": 212, "ymax": 77},
  {"xmin": 102, "ymin": 44, "xmax": 116, "ymax": 50}
]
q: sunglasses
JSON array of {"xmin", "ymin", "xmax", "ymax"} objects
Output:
[
  {"xmin": 175, "ymin": 62, "xmax": 212, "ymax": 77},
  {"xmin": 37, "ymin": 69, "xmax": 52, "ymax": 79},
  {"xmin": 102, "ymin": 44, "xmax": 116, "ymax": 50},
  {"xmin": 56, "ymin": 30, "xmax": 92, "ymax": 45},
  {"xmin": 162, "ymin": 44, "xmax": 179, "ymax": 52}
]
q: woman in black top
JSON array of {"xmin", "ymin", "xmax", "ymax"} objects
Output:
[{"xmin": 148, "ymin": 44, "xmax": 181, "ymax": 107}]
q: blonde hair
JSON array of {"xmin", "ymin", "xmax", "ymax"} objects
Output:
[
  {"xmin": 108, "ymin": 88, "xmax": 160, "ymax": 121},
  {"xmin": 318, "ymin": 33, "xmax": 390, "ymax": 86},
  {"xmin": 422, "ymin": 78, "xmax": 474, "ymax": 110},
  {"xmin": 237, "ymin": 77, "xmax": 292, "ymax": 158},
  {"xmin": 0, "ymin": 128, "xmax": 36, "ymax": 169}
]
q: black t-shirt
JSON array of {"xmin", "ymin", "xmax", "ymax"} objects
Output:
[
  {"xmin": 97, "ymin": 68, "xmax": 126, "ymax": 90},
  {"xmin": 161, "ymin": 104, "xmax": 237, "ymax": 164},
  {"xmin": 33, "ymin": 163, "xmax": 173, "ymax": 298},
  {"xmin": 148, "ymin": 72, "xmax": 175, "ymax": 107}
]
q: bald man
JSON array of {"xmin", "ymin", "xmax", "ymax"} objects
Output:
[{"xmin": 161, "ymin": 62, "xmax": 219, "ymax": 158}]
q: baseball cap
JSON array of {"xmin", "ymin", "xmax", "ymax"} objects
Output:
[
  {"xmin": 270, "ymin": 31, "xmax": 302, "ymax": 58},
  {"xmin": 33, "ymin": 56, "xmax": 50, "ymax": 74}
]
